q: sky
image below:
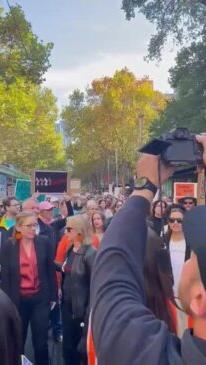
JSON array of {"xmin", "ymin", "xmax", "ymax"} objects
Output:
[{"xmin": 1, "ymin": 0, "xmax": 177, "ymax": 107}]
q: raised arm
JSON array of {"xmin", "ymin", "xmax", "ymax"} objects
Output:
[{"xmin": 91, "ymin": 154, "xmax": 173, "ymax": 365}]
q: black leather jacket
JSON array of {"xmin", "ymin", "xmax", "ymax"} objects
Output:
[{"xmin": 62, "ymin": 244, "xmax": 96, "ymax": 319}]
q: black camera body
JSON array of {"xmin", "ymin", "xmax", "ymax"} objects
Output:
[{"xmin": 140, "ymin": 128, "xmax": 203, "ymax": 166}]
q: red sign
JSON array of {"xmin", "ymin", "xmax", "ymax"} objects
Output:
[{"xmin": 174, "ymin": 182, "xmax": 197, "ymax": 203}]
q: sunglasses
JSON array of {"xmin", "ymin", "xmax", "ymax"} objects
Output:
[
  {"xmin": 168, "ymin": 218, "xmax": 183, "ymax": 224},
  {"xmin": 183, "ymin": 201, "xmax": 194, "ymax": 205},
  {"xmin": 66, "ymin": 227, "xmax": 74, "ymax": 232}
]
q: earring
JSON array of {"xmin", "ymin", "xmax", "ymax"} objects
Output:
[{"xmin": 15, "ymin": 231, "xmax": 22, "ymax": 240}]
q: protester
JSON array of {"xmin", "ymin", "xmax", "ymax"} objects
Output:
[
  {"xmin": 22, "ymin": 198, "xmax": 40, "ymax": 215},
  {"xmin": 90, "ymin": 134, "xmax": 206, "ymax": 365},
  {"xmin": 150, "ymin": 199, "xmax": 168, "ymax": 236},
  {"xmin": 113, "ymin": 199, "xmax": 124, "ymax": 214},
  {"xmin": 178, "ymin": 196, "xmax": 197, "ymax": 211},
  {"xmin": 104, "ymin": 196, "xmax": 113, "ymax": 219},
  {"xmin": 164, "ymin": 207, "xmax": 191, "ymax": 337},
  {"xmin": 1, "ymin": 211, "xmax": 57, "ymax": 365},
  {"xmin": 88, "ymin": 226, "xmax": 176, "ymax": 365},
  {"xmin": 0, "ymin": 197, "xmax": 21, "ymax": 259},
  {"xmin": 166, "ymin": 208, "xmax": 189, "ymax": 296},
  {"xmin": 0, "ymin": 288, "xmax": 22, "ymax": 365},
  {"xmin": 72, "ymin": 195, "xmax": 84, "ymax": 213},
  {"xmin": 98, "ymin": 199, "xmax": 106, "ymax": 212},
  {"xmin": 38, "ymin": 197, "xmax": 74, "ymax": 343},
  {"xmin": 81, "ymin": 199, "xmax": 98, "ymax": 243},
  {"xmin": 0, "ymin": 199, "xmax": 5, "ymax": 217},
  {"xmin": 162, "ymin": 195, "xmax": 173, "ymax": 207},
  {"xmin": 56, "ymin": 215, "xmax": 96, "ymax": 365},
  {"xmin": 38, "ymin": 197, "xmax": 73, "ymax": 255},
  {"xmin": 0, "ymin": 197, "xmax": 21, "ymax": 229},
  {"xmin": 91, "ymin": 211, "xmax": 106, "ymax": 249}
]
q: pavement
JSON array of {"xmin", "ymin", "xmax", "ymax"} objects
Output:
[{"xmin": 25, "ymin": 327, "xmax": 64, "ymax": 365}]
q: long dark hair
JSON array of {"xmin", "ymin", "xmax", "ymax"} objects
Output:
[
  {"xmin": 91, "ymin": 210, "xmax": 106, "ymax": 233},
  {"xmin": 144, "ymin": 228, "xmax": 175, "ymax": 332},
  {"xmin": 152, "ymin": 200, "xmax": 168, "ymax": 218},
  {"xmin": 0, "ymin": 289, "xmax": 22, "ymax": 365}
]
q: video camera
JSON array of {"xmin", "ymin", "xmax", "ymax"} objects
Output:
[{"xmin": 139, "ymin": 128, "xmax": 203, "ymax": 167}]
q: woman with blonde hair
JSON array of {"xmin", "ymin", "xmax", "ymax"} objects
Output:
[
  {"xmin": 1, "ymin": 211, "xmax": 57, "ymax": 365},
  {"xmin": 55, "ymin": 215, "xmax": 96, "ymax": 365}
]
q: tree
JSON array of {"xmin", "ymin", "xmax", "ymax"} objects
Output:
[
  {"xmin": 121, "ymin": 0, "xmax": 206, "ymax": 60},
  {"xmin": 0, "ymin": 78, "xmax": 66, "ymax": 172},
  {"xmin": 150, "ymin": 36, "xmax": 206, "ymax": 137},
  {"xmin": 62, "ymin": 69, "xmax": 166, "ymax": 186},
  {"xmin": 0, "ymin": 5, "xmax": 53, "ymax": 84}
]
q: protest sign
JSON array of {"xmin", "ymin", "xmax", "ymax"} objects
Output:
[
  {"xmin": 33, "ymin": 170, "xmax": 68, "ymax": 194},
  {"xmin": 15, "ymin": 179, "xmax": 31, "ymax": 201}
]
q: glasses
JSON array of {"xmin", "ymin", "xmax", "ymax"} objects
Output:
[
  {"xmin": 21, "ymin": 223, "xmax": 38, "ymax": 229},
  {"xmin": 183, "ymin": 201, "xmax": 194, "ymax": 205},
  {"xmin": 168, "ymin": 218, "xmax": 183, "ymax": 224}
]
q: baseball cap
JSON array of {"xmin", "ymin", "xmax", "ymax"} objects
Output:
[
  {"xmin": 39, "ymin": 201, "xmax": 53, "ymax": 211},
  {"xmin": 183, "ymin": 206, "xmax": 206, "ymax": 289}
]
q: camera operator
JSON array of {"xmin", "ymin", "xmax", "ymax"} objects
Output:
[{"xmin": 91, "ymin": 135, "xmax": 206, "ymax": 365}]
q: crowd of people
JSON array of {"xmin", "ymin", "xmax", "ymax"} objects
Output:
[{"xmin": 0, "ymin": 144, "xmax": 205, "ymax": 365}]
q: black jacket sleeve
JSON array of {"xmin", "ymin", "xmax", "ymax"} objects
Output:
[
  {"xmin": 91, "ymin": 196, "xmax": 170, "ymax": 365},
  {"xmin": 46, "ymin": 238, "xmax": 58, "ymax": 302},
  {"xmin": 78, "ymin": 246, "xmax": 97, "ymax": 356},
  {"xmin": 0, "ymin": 240, "xmax": 11, "ymax": 296}
]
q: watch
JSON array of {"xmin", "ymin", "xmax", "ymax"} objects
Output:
[{"xmin": 134, "ymin": 178, "xmax": 158, "ymax": 195}]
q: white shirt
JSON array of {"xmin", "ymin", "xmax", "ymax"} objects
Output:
[{"xmin": 170, "ymin": 238, "xmax": 186, "ymax": 297}]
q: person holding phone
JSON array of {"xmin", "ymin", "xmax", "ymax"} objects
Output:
[{"xmin": 91, "ymin": 135, "xmax": 206, "ymax": 365}]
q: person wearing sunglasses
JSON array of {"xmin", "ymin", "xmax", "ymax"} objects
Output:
[
  {"xmin": 55, "ymin": 216, "xmax": 96, "ymax": 365},
  {"xmin": 1, "ymin": 211, "xmax": 57, "ymax": 365},
  {"xmin": 91, "ymin": 135, "xmax": 206, "ymax": 365},
  {"xmin": 178, "ymin": 196, "xmax": 197, "ymax": 212},
  {"xmin": 167, "ymin": 208, "xmax": 190, "ymax": 296},
  {"xmin": 164, "ymin": 207, "xmax": 191, "ymax": 337}
]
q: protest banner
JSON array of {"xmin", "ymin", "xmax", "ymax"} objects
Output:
[
  {"xmin": 33, "ymin": 170, "xmax": 69, "ymax": 194},
  {"xmin": 174, "ymin": 182, "xmax": 197, "ymax": 203},
  {"xmin": 69, "ymin": 179, "xmax": 81, "ymax": 195},
  {"xmin": 15, "ymin": 179, "xmax": 31, "ymax": 201}
]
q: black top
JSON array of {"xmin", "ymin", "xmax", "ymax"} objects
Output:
[
  {"xmin": 1, "ymin": 235, "xmax": 57, "ymax": 309},
  {"xmin": 63, "ymin": 249, "xmax": 75, "ymax": 304},
  {"xmin": 151, "ymin": 216, "xmax": 163, "ymax": 236},
  {"xmin": 60, "ymin": 244, "xmax": 96, "ymax": 320}
]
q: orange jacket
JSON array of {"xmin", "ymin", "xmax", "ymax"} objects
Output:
[
  {"xmin": 55, "ymin": 234, "xmax": 71, "ymax": 264},
  {"xmin": 55, "ymin": 234, "xmax": 71, "ymax": 287}
]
